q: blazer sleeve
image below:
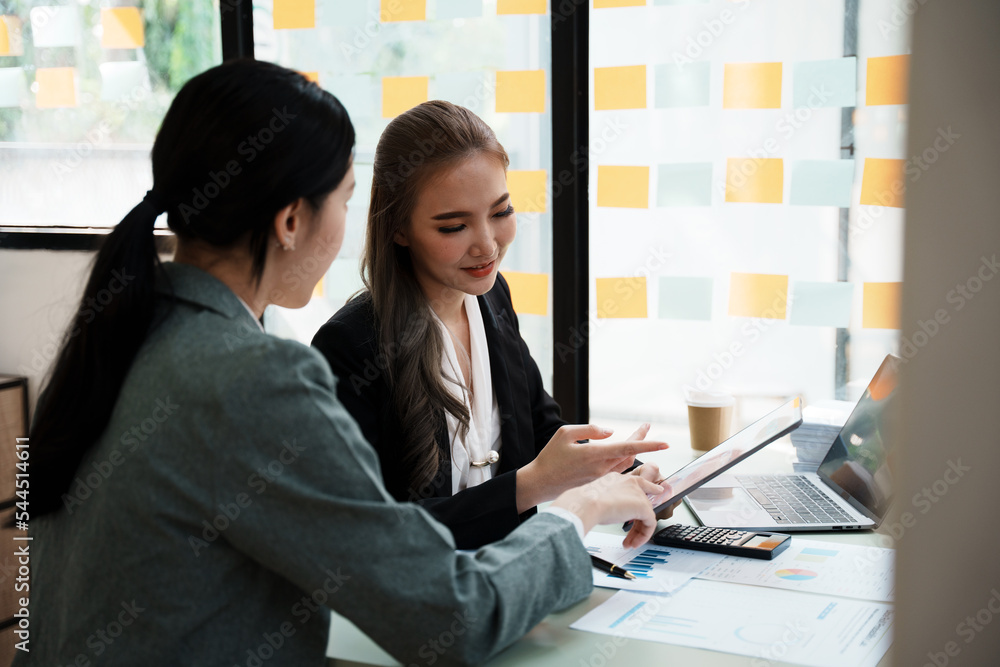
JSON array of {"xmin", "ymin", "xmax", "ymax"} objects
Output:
[
  {"xmin": 495, "ymin": 274, "xmax": 567, "ymax": 454},
  {"xmin": 214, "ymin": 340, "xmax": 592, "ymax": 666}
]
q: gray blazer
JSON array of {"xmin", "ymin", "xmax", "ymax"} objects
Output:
[{"xmin": 18, "ymin": 262, "xmax": 591, "ymax": 666}]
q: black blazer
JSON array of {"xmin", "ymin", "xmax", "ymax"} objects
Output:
[{"xmin": 311, "ymin": 274, "xmax": 567, "ymax": 549}]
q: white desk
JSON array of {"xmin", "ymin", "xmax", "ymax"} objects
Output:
[{"xmin": 326, "ymin": 427, "xmax": 893, "ymax": 667}]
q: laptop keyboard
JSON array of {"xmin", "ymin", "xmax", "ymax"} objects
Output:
[{"xmin": 736, "ymin": 475, "xmax": 855, "ymax": 525}]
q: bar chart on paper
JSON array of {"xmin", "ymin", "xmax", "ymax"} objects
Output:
[
  {"xmin": 696, "ymin": 538, "xmax": 894, "ymax": 602},
  {"xmin": 584, "ymin": 532, "xmax": 722, "ymax": 594},
  {"xmin": 571, "ymin": 580, "xmax": 894, "ymax": 667}
]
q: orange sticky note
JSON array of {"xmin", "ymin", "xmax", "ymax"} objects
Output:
[
  {"xmin": 35, "ymin": 67, "xmax": 77, "ymax": 109},
  {"xmin": 866, "ymin": 55, "xmax": 909, "ymax": 106},
  {"xmin": 101, "ymin": 8, "xmax": 144, "ymax": 48},
  {"xmin": 594, "ymin": 0, "xmax": 645, "ymax": 7},
  {"xmin": 597, "ymin": 165, "xmax": 649, "ymax": 208},
  {"xmin": 274, "ymin": 0, "xmax": 315, "ymax": 29},
  {"xmin": 860, "ymin": 158, "xmax": 905, "ymax": 208},
  {"xmin": 0, "ymin": 16, "xmax": 24, "ymax": 56},
  {"xmin": 301, "ymin": 71, "xmax": 320, "ymax": 84},
  {"xmin": 596, "ymin": 277, "xmax": 648, "ymax": 319},
  {"xmin": 723, "ymin": 62, "xmax": 782, "ymax": 109},
  {"xmin": 728, "ymin": 273, "xmax": 788, "ymax": 319},
  {"xmin": 496, "ymin": 70, "xmax": 545, "ymax": 113},
  {"xmin": 507, "ymin": 170, "xmax": 547, "ymax": 213},
  {"xmin": 594, "ymin": 65, "xmax": 646, "ymax": 111},
  {"xmin": 502, "ymin": 272, "xmax": 549, "ymax": 316},
  {"xmin": 497, "ymin": 0, "xmax": 546, "ymax": 14},
  {"xmin": 381, "ymin": 0, "xmax": 426, "ymax": 22},
  {"xmin": 725, "ymin": 158, "xmax": 783, "ymax": 203},
  {"xmin": 382, "ymin": 76, "xmax": 428, "ymax": 118},
  {"xmin": 863, "ymin": 282, "xmax": 901, "ymax": 329}
]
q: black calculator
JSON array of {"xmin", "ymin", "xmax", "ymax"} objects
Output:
[{"xmin": 652, "ymin": 524, "xmax": 791, "ymax": 560}]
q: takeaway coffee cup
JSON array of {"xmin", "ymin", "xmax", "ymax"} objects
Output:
[{"xmin": 684, "ymin": 386, "xmax": 735, "ymax": 452}]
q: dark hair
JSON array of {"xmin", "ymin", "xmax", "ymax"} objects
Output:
[
  {"xmin": 30, "ymin": 59, "xmax": 355, "ymax": 517},
  {"xmin": 363, "ymin": 100, "xmax": 509, "ymax": 492}
]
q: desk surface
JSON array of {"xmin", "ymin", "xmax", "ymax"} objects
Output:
[{"xmin": 326, "ymin": 424, "xmax": 893, "ymax": 667}]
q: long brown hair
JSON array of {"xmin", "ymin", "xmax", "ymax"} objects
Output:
[{"xmin": 363, "ymin": 100, "xmax": 510, "ymax": 493}]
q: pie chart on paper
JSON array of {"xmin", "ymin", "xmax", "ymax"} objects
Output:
[{"xmin": 775, "ymin": 568, "xmax": 818, "ymax": 581}]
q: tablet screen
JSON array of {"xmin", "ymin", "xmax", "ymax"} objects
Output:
[{"xmin": 652, "ymin": 398, "xmax": 803, "ymax": 513}]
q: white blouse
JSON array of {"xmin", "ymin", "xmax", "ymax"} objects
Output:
[{"xmin": 432, "ymin": 294, "xmax": 503, "ymax": 494}]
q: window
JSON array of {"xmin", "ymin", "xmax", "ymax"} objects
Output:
[
  {"xmin": 588, "ymin": 0, "xmax": 908, "ymax": 428},
  {"xmin": 255, "ymin": 0, "xmax": 556, "ymax": 377},
  {"xmin": 0, "ymin": 0, "xmax": 222, "ymax": 230}
]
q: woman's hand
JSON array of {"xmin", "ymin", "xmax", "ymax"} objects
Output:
[
  {"xmin": 629, "ymin": 463, "xmax": 682, "ymax": 520},
  {"xmin": 551, "ymin": 473, "xmax": 664, "ymax": 548},
  {"xmin": 516, "ymin": 424, "xmax": 668, "ymax": 513}
]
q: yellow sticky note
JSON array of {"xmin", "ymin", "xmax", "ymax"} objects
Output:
[
  {"xmin": 863, "ymin": 282, "xmax": 901, "ymax": 329},
  {"xmin": 497, "ymin": 0, "xmax": 546, "ymax": 13},
  {"xmin": 35, "ymin": 68, "xmax": 77, "ymax": 109},
  {"xmin": 860, "ymin": 158, "xmax": 905, "ymax": 208},
  {"xmin": 381, "ymin": 0, "xmax": 426, "ymax": 22},
  {"xmin": 382, "ymin": 76, "xmax": 428, "ymax": 118},
  {"xmin": 1, "ymin": 16, "xmax": 24, "ymax": 56},
  {"xmin": 723, "ymin": 62, "xmax": 782, "ymax": 109},
  {"xmin": 312, "ymin": 277, "xmax": 325, "ymax": 299},
  {"xmin": 596, "ymin": 277, "xmax": 648, "ymax": 319},
  {"xmin": 594, "ymin": 65, "xmax": 646, "ymax": 111},
  {"xmin": 728, "ymin": 273, "xmax": 789, "ymax": 319},
  {"xmin": 597, "ymin": 165, "xmax": 649, "ymax": 208},
  {"xmin": 866, "ymin": 55, "xmax": 909, "ymax": 106},
  {"xmin": 507, "ymin": 170, "xmax": 547, "ymax": 213},
  {"xmin": 301, "ymin": 71, "xmax": 320, "ymax": 84},
  {"xmin": 503, "ymin": 272, "xmax": 549, "ymax": 316},
  {"xmin": 496, "ymin": 70, "xmax": 545, "ymax": 113},
  {"xmin": 594, "ymin": 0, "xmax": 645, "ymax": 7},
  {"xmin": 725, "ymin": 158, "xmax": 783, "ymax": 203},
  {"xmin": 274, "ymin": 0, "xmax": 315, "ymax": 29},
  {"xmin": 101, "ymin": 8, "xmax": 144, "ymax": 48}
]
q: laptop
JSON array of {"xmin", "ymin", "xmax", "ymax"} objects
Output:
[{"xmin": 687, "ymin": 354, "xmax": 900, "ymax": 532}]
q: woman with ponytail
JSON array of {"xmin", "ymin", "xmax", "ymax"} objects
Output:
[
  {"xmin": 20, "ymin": 61, "xmax": 665, "ymax": 666},
  {"xmin": 312, "ymin": 101, "xmax": 676, "ymax": 550}
]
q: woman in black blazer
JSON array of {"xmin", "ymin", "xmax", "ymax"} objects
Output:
[{"xmin": 313, "ymin": 101, "xmax": 670, "ymax": 549}]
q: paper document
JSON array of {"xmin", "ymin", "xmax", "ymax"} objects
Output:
[
  {"xmin": 571, "ymin": 581, "xmax": 893, "ymax": 667},
  {"xmin": 697, "ymin": 538, "xmax": 894, "ymax": 602},
  {"xmin": 585, "ymin": 532, "xmax": 723, "ymax": 594}
]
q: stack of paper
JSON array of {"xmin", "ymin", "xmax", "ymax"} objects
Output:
[{"xmin": 791, "ymin": 400, "xmax": 854, "ymax": 472}]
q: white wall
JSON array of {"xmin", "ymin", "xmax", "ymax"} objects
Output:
[
  {"xmin": 894, "ymin": 1, "xmax": 1000, "ymax": 664},
  {"xmin": 0, "ymin": 249, "xmax": 95, "ymax": 413}
]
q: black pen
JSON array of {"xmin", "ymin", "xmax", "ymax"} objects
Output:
[{"xmin": 590, "ymin": 555, "xmax": 635, "ymax": 580}]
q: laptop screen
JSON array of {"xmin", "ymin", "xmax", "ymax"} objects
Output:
[{"xmin": 816, "ymin": 355, "xmax": 900, "ymax": 522}]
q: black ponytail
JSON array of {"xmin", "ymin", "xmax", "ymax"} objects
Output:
[{"xmin": 30, "ymin": 60, "xmax": 355, "ymax": 517}]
